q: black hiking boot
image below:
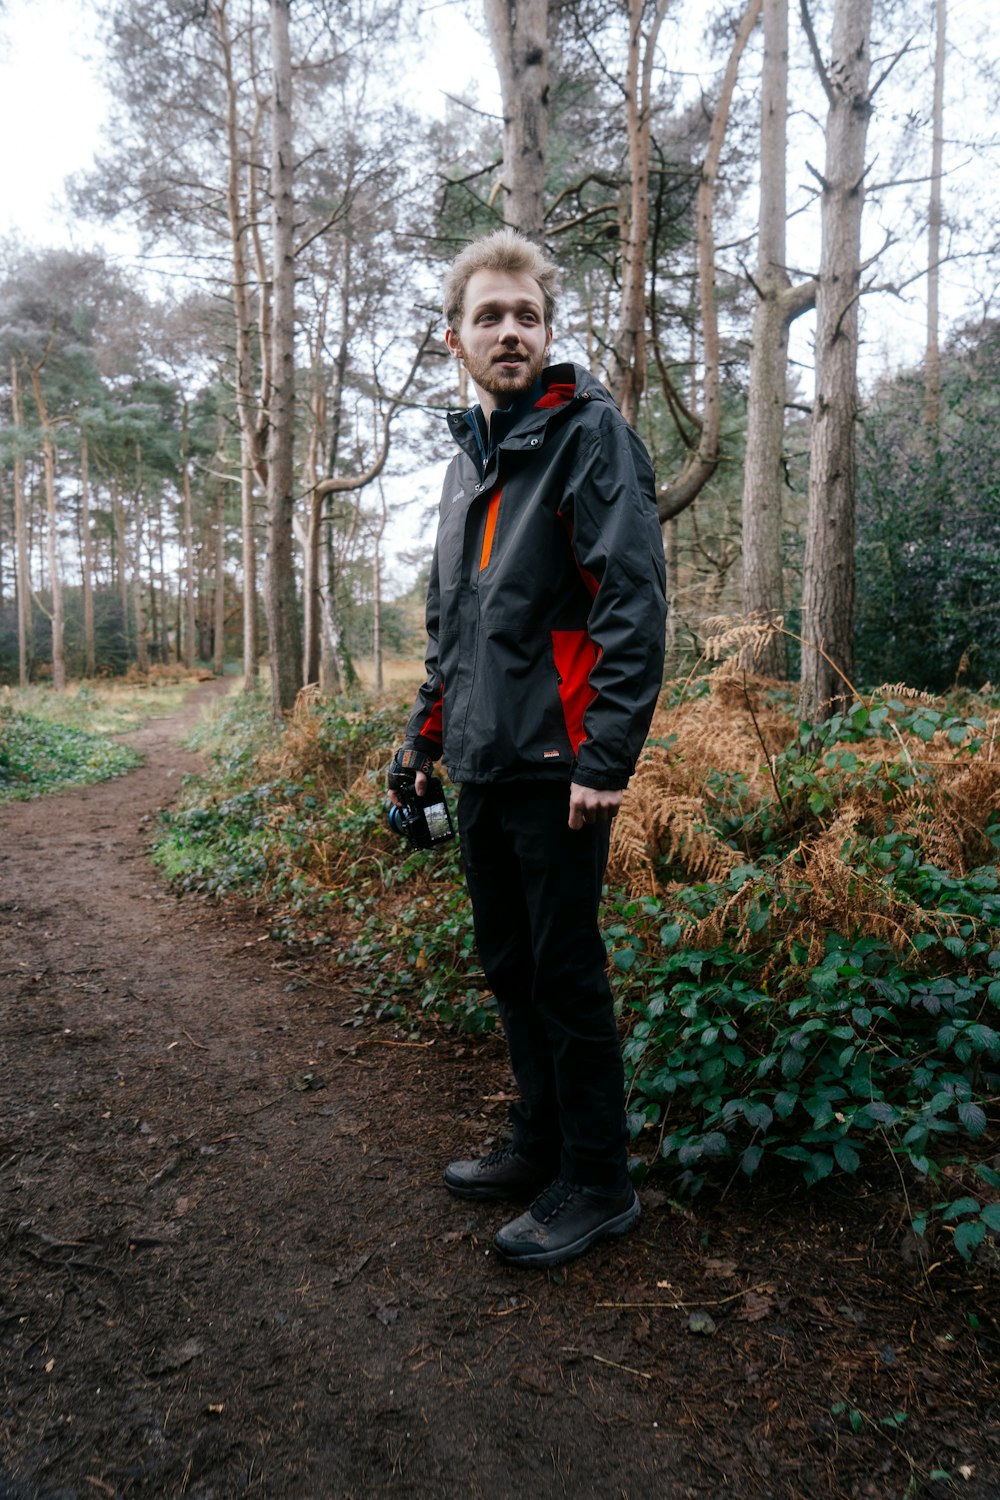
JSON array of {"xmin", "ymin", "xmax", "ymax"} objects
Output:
[
  {"xmin": 493, "ymin": 1177, "xmax": 640, "ymax": 1267},
  {"xmin": 444, "ymin": 1145, "xmax": 553, "ymax": 1202}
]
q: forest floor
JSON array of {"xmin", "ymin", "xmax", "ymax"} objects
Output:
[{"xmin": 1, "ymin": 679, "xmax": 997, "ymax": 1500}]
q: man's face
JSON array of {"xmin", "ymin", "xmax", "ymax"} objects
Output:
[{"xmin": 445, "ymin": 268, "xmax": 552, "ymax": 415}]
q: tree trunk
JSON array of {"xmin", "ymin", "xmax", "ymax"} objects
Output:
[
  {"xmin": 80, "ymin": 432, "xmax": 96, "ymax": 676},
  {"xmin": 483, "ymin": 0, "xmax": 549, "ymax": 242},
  {"xmin": 132, "ymin": 518, "xmax": 149, "ymax": 674},
  {"xmin": 11, "ymin": 360, "xmax": 30, "ymax": 687},
  {"xmin": 216, "ymin": 0, "xmax": 261, "ymax": 691},
  {"xmin": 213, "ymin": 473, "xmax": 227, "ymax": 676},
  {"xmin": 301, "ymin": 374, "xmax": 326, "ymax": 687},
  {"xmin": 113, "ymin": 482, "xmax": 130, "ymax": 656},
  {"xmin": 798, "ymin": 0, "xmax": 874, "ymax": 722},
  {"xmin": 180, "ymin": 400, "xmax": 197, "ymax": 667},
  {"xmin": 371, "ymin": 482, "xmax": 388, "ymax": 694},
  {"xmin": 740, "ymin": 0, "xmax": 819, "ymax": 677},
  {"xmin": 656, "ymin": 0, "xmax": 761, "ymax": 516},
  {"xmin": 29, "ymin": 365, "xmax": 65, "ymax": 692},
  {"xmin": 924, "ymin": 0, "xmax": 946, "ymax": 430},
  {"xmin": 265, "ymin": 0, "xmax": 302, "ymax": 718}
]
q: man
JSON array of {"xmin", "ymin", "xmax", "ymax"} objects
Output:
[{"xmin": 390, "ymin": 228, "xmax": 666, "ymax": 1268}]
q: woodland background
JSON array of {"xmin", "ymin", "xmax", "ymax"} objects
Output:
[{"xmin": 0, "ymin": 0, "xmax": 998, "ymax": 717}]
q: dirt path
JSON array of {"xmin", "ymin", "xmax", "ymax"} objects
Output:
[{"xmin": 0, "ymin": 682, "xmax": 996, "ymax": 1500}]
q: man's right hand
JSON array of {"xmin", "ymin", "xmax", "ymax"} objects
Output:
[{"xmin": 387, "ymin": 746, "xmax": 433, "ymax": 807}]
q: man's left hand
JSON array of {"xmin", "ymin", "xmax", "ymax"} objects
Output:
[{"xmin": 568, "ymin": 782, "xmax": 622, "ymax": 830}]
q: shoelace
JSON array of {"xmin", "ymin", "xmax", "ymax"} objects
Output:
[
  {"xmin": 479, "ymin": 1146, "xmax": 518, "ymax": 1170},
  {"xmin": 531, "ymin": 1177, "xmax": 577, "ymax": 1222}
]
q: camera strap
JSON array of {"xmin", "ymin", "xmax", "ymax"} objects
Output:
[{"xmin": 388, "ymin": 746, "xmax": 436, "ymax": 791}]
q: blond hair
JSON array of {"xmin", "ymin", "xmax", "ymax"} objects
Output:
[{"xmin": 443, "ymin": 229, "xmax": 559, "ymax": 332}]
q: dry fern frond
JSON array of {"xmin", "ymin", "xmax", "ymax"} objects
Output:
[
  {"xmin": 867, "ymin": 682, "xmax": 942, "ymax": 707},
  {"xmin": 701, "ymin": 612, "xmax": 785, "ymax": 663},
  {"xmin": 609, "ymin": 770, "xmax": 742, "ymax": 897}
]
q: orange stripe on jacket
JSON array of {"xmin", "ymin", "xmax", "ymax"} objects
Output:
[
  {"xmin": 551, "ymin": 629, "xmax": 600, "ymax": 754},
  {"xmin": 479, "ymin": 488, "xmax": 502, "ymax": 571}
]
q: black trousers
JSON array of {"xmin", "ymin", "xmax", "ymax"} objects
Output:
[{"xmin": 457, "ymin": 780, "xmax": 629, "ymax": 1191}]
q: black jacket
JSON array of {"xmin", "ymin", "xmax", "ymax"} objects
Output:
[{"xmin": 405, "ymin": 362, "xmax": 666, "ymax": 789}]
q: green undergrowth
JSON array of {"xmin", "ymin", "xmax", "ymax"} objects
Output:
[
  {"xmin": 151, "ymin": 679, "xmax": 1000, "ymax": 1262},
  {"xmin": 0, "ymin": 702, "xmax": 142, "ymax": 800}
]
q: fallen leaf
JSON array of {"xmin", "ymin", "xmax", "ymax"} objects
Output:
[{"xmin": 740, "ymin": 1291, "xmax": 774, "ymax": 1323}]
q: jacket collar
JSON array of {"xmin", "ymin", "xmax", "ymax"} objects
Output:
[{"xmin": 446, "ymin": 363, "xmax": 591, "ymax": 476}]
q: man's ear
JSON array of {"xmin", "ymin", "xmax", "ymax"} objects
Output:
[{"xmin": 444, "ymin": 327, "xmax": 463, "ymax": 361}]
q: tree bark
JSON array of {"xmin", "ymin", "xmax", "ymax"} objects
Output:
[
  {"xmin": 740, "ymin": 0, "xmax": 817, "ymax": 676},
  {"xmin": 213, "ymin": 471, "xmax": 227, "ymax": 676},
  {"xmin": 608, "ymin": 0, "xmax": 668, "ymax": 424},
  {"xmin": 265, "ymin": 0, "xmax": 302, "ymax": 717},
  {"xmin": 180, "ymin": 400, "xmax": 197, "ymax": 667},
  {"xmin": 215, "ymin": 0, "xmax": 261, "ymax": 691},
  {"xmin": 11, "ymin": 360, "xmax": 30, "ymax": 688},
  {"xmin": 483, "ymin": 0, "xmax": 549, "ymax": 242},
  {"xmin": 924, "ymin": 0, "xmax": 946, "ymax": 430},
  {"xmin": 798, "ymin": 0, "xmax": 874, "ymax": 722},
  {"xmin": 657, "ymin": 0, "xmax": 761, "ymax": 517},
  {"xmin": 29, "ymin": 364, "xmax": 65, "ymax": 692},
  {"xmin": 80, "ymin": 431, "xmax": 96, "ymax": 676}
]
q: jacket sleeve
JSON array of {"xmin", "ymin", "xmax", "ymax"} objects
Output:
[
  {"xmin": 404, "ymin": 540, "xmax": 445, "ymax": 760},
  {"xmin": 559, "ymin": 405, "xmax": 666, "ymax": 790}
]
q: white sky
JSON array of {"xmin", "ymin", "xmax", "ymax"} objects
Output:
[{"xmin": 0, "ymin": 0, "xmax": 498, "ymax": 246}]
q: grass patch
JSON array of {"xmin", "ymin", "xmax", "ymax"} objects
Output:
[{"xmin": 0, "ymin": 709, "xmax": 141, "ymax": 801}]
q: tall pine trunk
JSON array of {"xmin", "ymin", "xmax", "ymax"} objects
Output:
[
  {"xmin": 216, "ymin": 0, "xmax": 260, "ymax": 691},
  {"xmin": 924, "ymin": 0, "xmax": 946, "ymax": 430},
  {"xmin": 29, "ymin": 364, "xmax": 65, "ymax": 692},
  {"xmin": 11, "ymin": 360, "xmax": 30, "ymax": 687},
  {"xmin": 180, "ymin": 400, "xmax": 197, "ymax": 668},
  {"xmin": 483, "ymin": 0, "xmax": 549, "ymax": 242},
  {"xmin": 80, "ymin": 432, "xmax": 96, "ymax": 676},
  {"xmin": 265, "ymin": 0, "xmax": 302, "ymax": 716},
  {"xmin": 798, "ymin": 0, "xmax": 873, "ymax": 721}
]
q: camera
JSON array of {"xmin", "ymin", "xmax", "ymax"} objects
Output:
[{"xmin": 386, "ymin": 748, "xmax": 455, "ymax": 851}]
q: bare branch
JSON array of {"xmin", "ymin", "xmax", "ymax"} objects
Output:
[
  {"xmin": 867, "ymin": 35, "xmax": 917, "ymax": 101},
  {"xmin": 799, "ymin": 0, "xmax": 836, "ymax": 108},
  {"xmin": 314, "ymin": 323, "xmax": 435, "ymax": 499},
  {"xmin": 805, "ymin": 159, "xmax": 829, "ymax": 192}
]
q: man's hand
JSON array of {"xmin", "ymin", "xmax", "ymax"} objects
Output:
[
  {"xmin": 387, "ymin": 747, "xmax": 432, "ymax": 807},
  {"xmin": 388, "ymin": 774, "xmax": 428, "ymax": 809},
  {"xmin": 568, "ymin": 782, "xmax": 622, "ymax": 830}
]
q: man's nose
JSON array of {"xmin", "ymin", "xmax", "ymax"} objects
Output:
[{"xmin": 497, "ymin": 316, "xmax": 521, "ymax": 342}]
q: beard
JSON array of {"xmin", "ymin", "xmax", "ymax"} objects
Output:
[{"xmin": 462, "ymin": 344, "xmax": 548, "ymax": 404}]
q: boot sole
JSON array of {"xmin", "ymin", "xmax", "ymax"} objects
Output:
[{"xmin": 493, "ymin": 1194, "xmax": 641, "ymax": 1268}]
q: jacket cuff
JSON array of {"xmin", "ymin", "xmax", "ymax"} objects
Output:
[
  {"xmin": 571, "ymin": 766, "xmax": 629, "ymax": 792},
  {"xmin": 411, "ymin": 733, "xmax": 441, "ymax": 761}
]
